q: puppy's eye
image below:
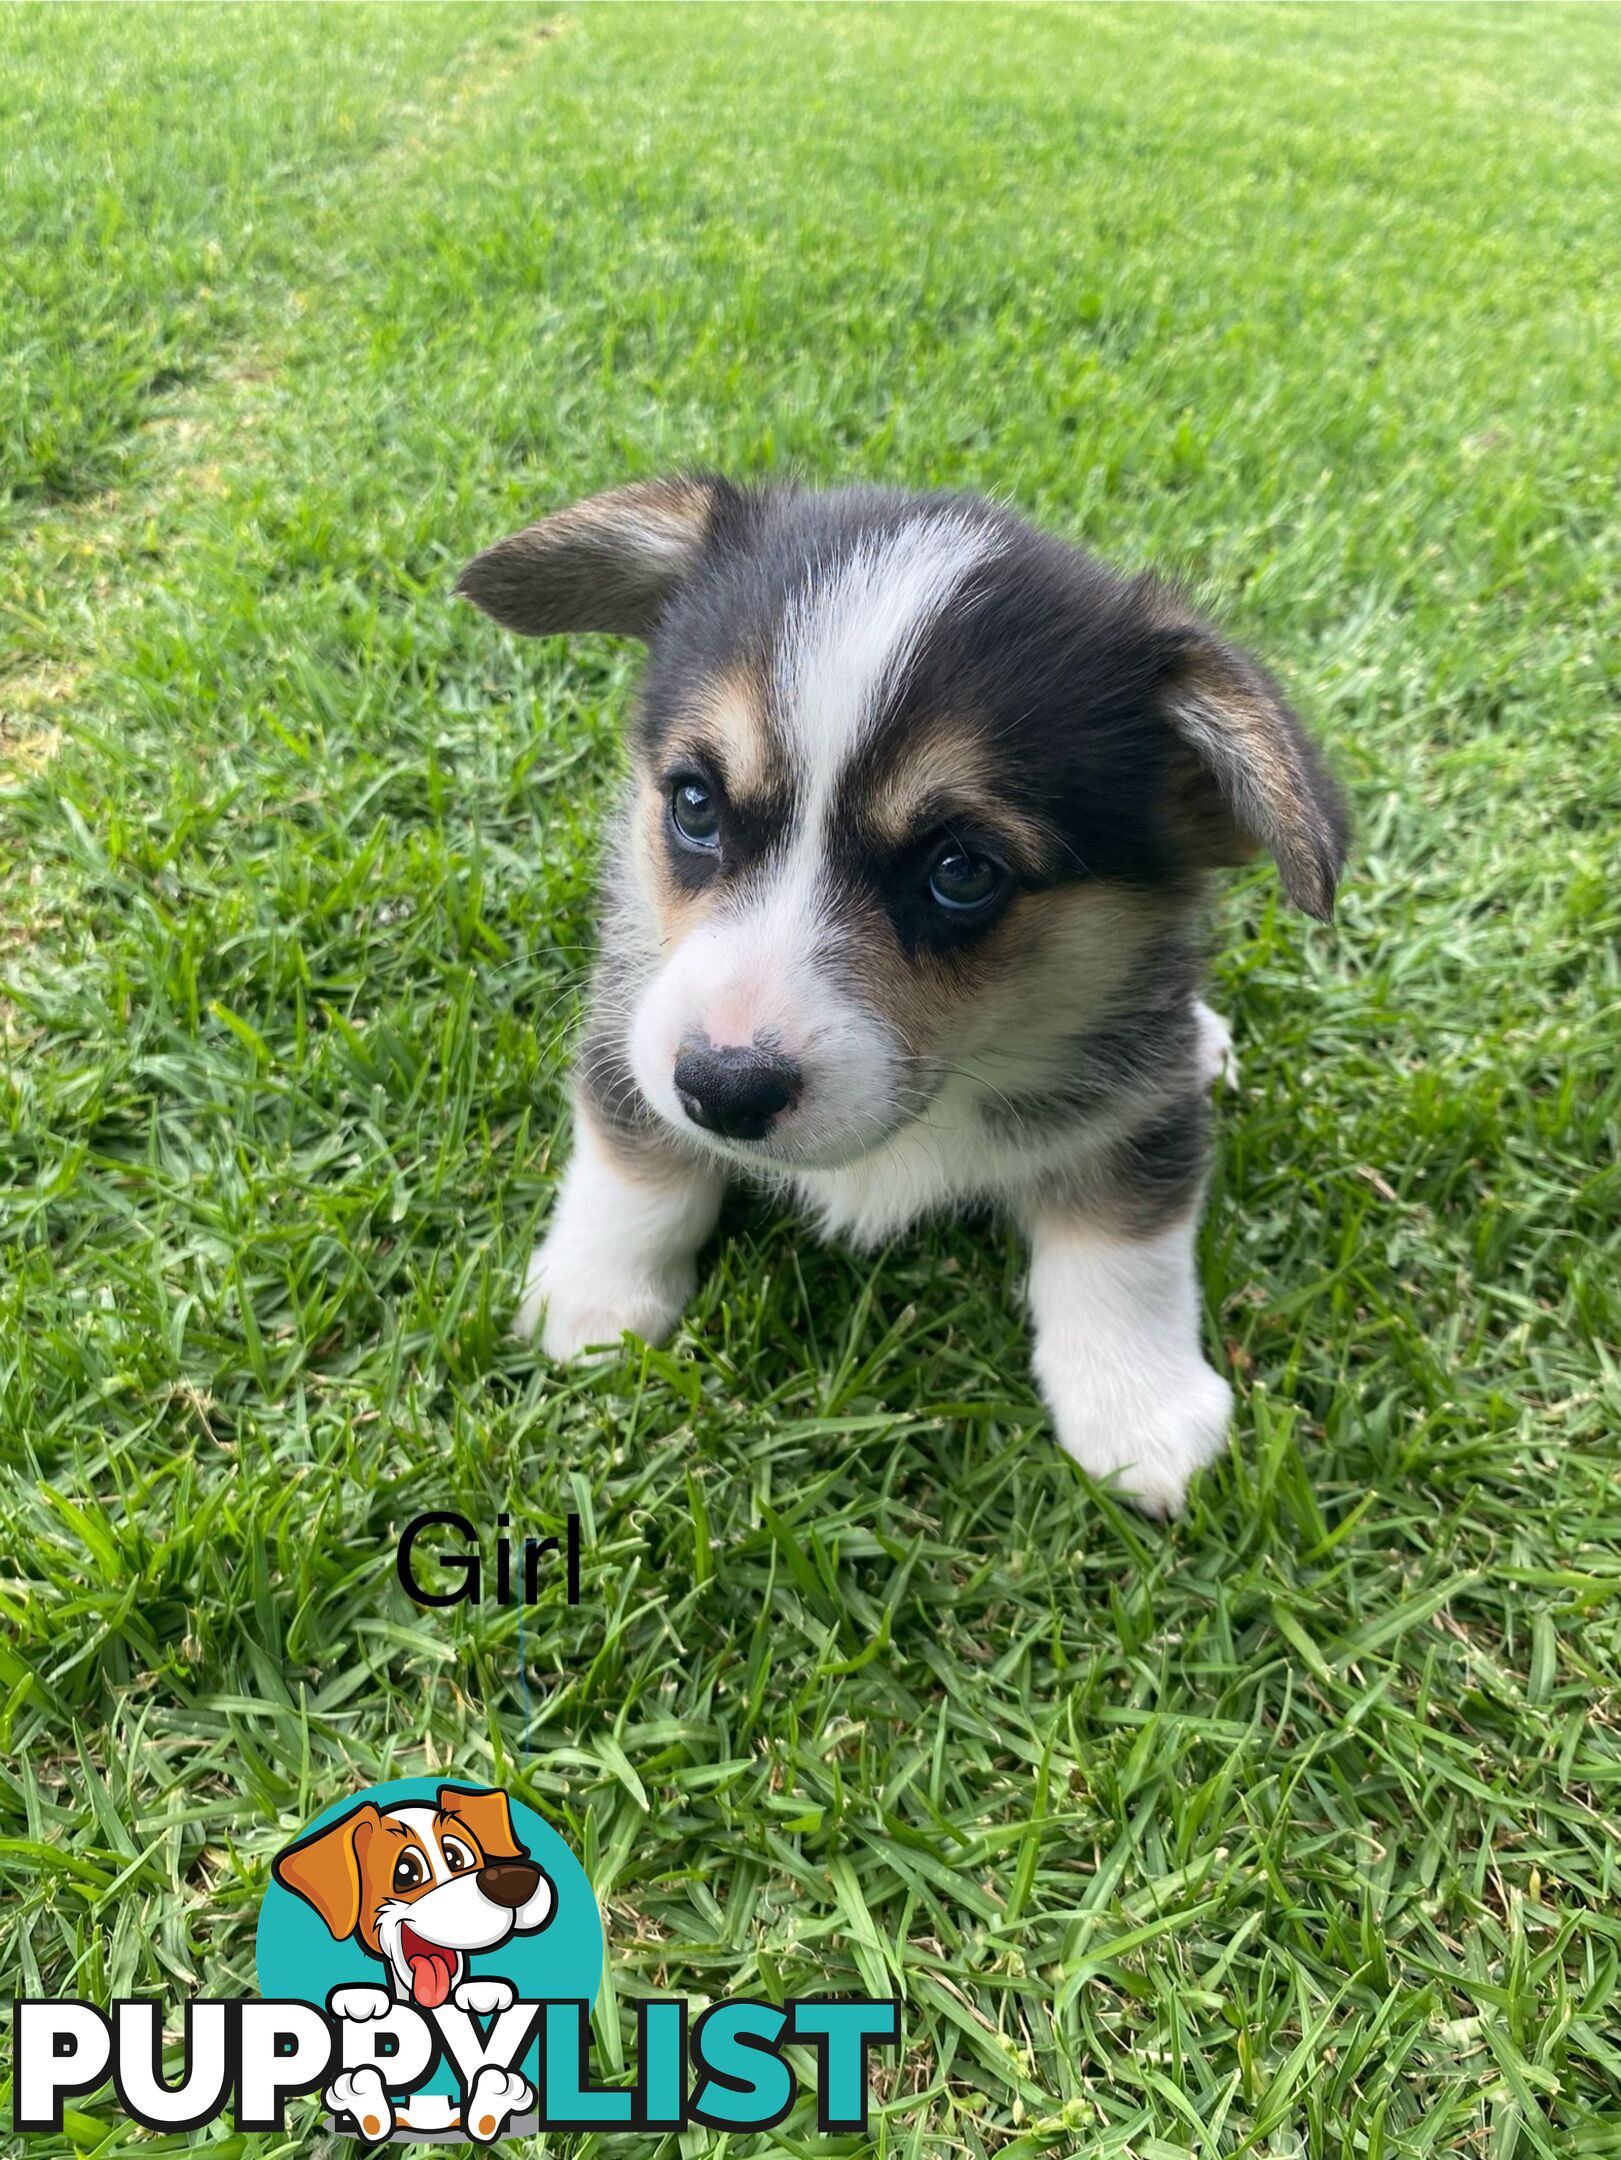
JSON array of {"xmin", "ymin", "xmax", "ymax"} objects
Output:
[
  {"xmin": 926, "ymin": 844, "xmax": 1004, "ymax": 914},
  {"xmin": 392, "ymin": 1851, "xmax": 426, "ymax": 1894},
  {"xmin": 442, "ymin": 1838, "xmax": 477, "ymax": 1875},
  {"xmin": 670, "ymin": 777, "xmax": 720, "ymax": 849}
]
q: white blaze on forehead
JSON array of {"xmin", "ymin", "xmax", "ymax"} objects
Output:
[
  {"xmin": 739, "ymin": 511, "xmax": 1003, "ymax": 994},
  {"xmin": 774, "ymin": 512, "xmax": 1000, "ymax": 793},
  {"xmin": 628, "ymin": 515, "xmax": 996, "ymax": 1148}
]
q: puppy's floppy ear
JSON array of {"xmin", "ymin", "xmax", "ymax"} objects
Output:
[
  {"xmin": 1157, "ymin": 618, "xmax": 1349, "ymax": 921},
  {"xmin": 436, "ymin": 1784, "xmax": 527, "ymax": 1863},
  {"xmin": 455, "ymin": 473, "xmax": 734, "ymax": 639},
  {"xmin": 271, "ymin": 1802, "xmax": 381, "ymax": 1940}
]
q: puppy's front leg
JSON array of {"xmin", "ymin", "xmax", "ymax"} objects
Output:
[
  {"xmin": 515, "ymin": 1103, "xmax": 724, "ymax": 1360},
  {"xmin": 1022, "ymin": 1108, "xmax": 1232, "ymax": 1516}
]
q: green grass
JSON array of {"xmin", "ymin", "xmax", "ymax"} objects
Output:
[{"xmin": 3, "ymin": 4, "xmax": 1620, "ymax": 2154}]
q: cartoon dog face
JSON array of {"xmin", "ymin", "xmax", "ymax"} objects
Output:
[{"xmin": 272, "ymin": 1785, "xmax": 556, "ymax": 2007}]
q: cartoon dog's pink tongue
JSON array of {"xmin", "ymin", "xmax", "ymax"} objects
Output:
[{"xmin": 401, "ymin": 1927, "xmax": 456, "ymax": 2008}]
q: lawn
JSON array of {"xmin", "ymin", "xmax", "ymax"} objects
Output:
[{"xmin": 3, "ymin": 4, "xmax": 1620, "ymax": 2154}]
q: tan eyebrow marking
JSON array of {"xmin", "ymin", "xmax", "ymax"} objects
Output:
[
  {"xmin": 864, "ymin": 719, "xmax": 1046, "ymax": 866},
  {"xmin": 682, "ymin": 662, "xmax": 774, "ymax": 804},
  {"xmin": 864, "ymin": 721, "xmax": 991, "ymax": 840}
]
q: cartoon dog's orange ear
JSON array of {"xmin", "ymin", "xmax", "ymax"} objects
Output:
[
  {"xmin": 436, "ymin": 1785, "xmax": 526, "ymax": 1863},
  {"xmin": 271, "ymin": 1802, "xmax": 382, "ymax": 1939}
]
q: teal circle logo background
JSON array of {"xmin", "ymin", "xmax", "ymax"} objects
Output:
[{"xmin": 256, "ymin": 1778, "xmax": 603, "ymax": 2101}]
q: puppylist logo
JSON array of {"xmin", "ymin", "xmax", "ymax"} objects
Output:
[{"xmin": 14, "ymin": 1777, "xmax": 901, "ymax": 2142}]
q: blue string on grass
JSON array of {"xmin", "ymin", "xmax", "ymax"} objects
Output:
[{"xmin": 516, "ymin": 1599, "xmax": 533, "ymax": 1759}]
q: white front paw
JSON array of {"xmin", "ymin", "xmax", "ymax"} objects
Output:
[
  {"xmin": 1194, "ymin": 999, "xmax": 1238, "ymax": 1093},
  {"xmin": 329, "ymin": 1984, "xmax": 392, "ymax": 2022},
  {"xmin": 514, "ymin": 1233, "xmax": 690, "ymax": 1360},
  {"xmin": 452, "ymin": 1975, "xmax": 516, "ymax": 2015},
  {"xmin": 1041, "ymin": 1354, "xmax": 1233, "ymax": 1517},
  {"xmin": 326, "ymin": 2067, "xmax": 393, "ymax": 2141},
  {"xmin": 464, "ymin": 2065, "xmax": 533, "ymax": 2144}
]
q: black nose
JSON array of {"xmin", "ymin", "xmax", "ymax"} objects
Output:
[
  {"xmin": 673, "ymin": 1041, "xmax": 801, "ymax": 1140},
  {"xmin": 477, "ymin": 1860, "xmax": 541, "ymax": 1910}
]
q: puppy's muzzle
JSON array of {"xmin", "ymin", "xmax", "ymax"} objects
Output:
[
  {"xmin": 477, "ymin": 1861, "xmax": 543, "ymax": 1909},
  {"xmin": 673, "ymin": 1039, "xmax": 802, "ymax": 1142}
]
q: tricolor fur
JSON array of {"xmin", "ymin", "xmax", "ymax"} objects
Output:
[{"xmin": 459, "ymin": 477, "xmax": 1347, "ymax": 1514}]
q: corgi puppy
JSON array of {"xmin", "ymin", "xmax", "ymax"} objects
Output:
[{"xmin": 458, "ymin": 478, "xmax": 1347, "ymax": 1514}]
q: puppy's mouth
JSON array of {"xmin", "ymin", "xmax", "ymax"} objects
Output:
[{"xmin": 399, "ymin": 1923, "xmax": 462, "ymax": 2008}]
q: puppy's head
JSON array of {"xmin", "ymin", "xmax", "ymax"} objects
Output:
[
  {"xmin": 460, "ymin": 477, "xmax": 1347, "ymax": 1169},
  {"xmin": 272, "ymin": 1785, "xmax": 556, "ymax": 2007}
]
